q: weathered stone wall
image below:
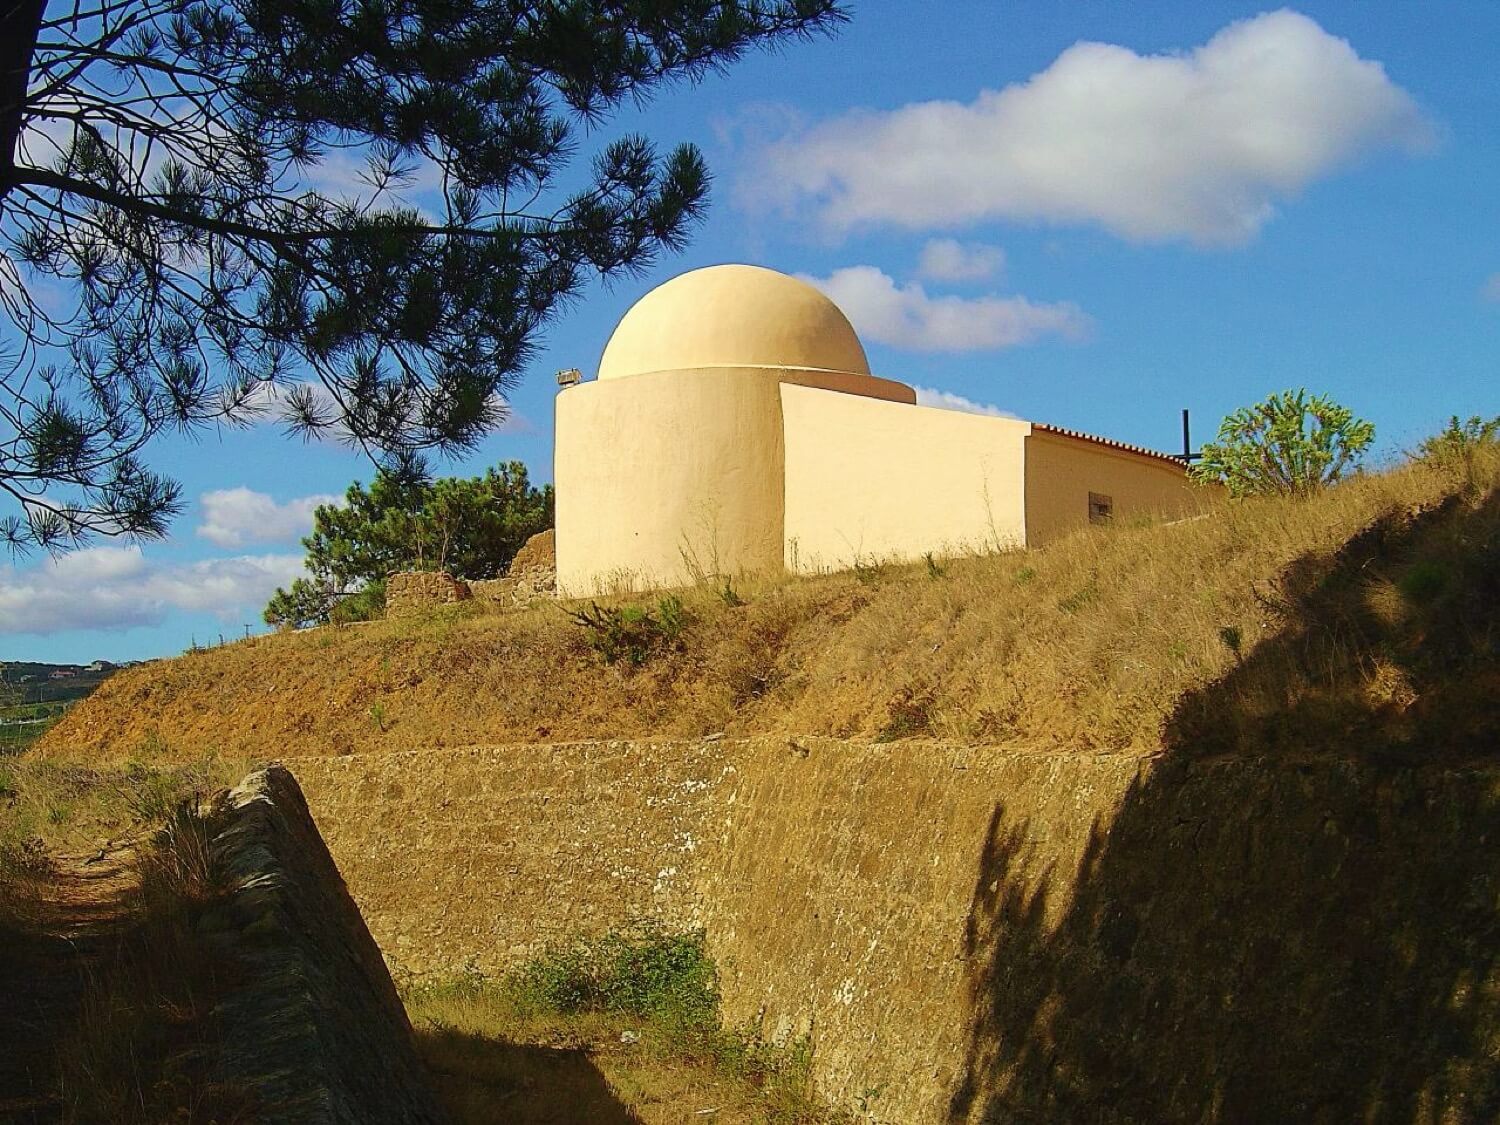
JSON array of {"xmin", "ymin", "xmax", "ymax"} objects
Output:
[
  {"xmin": 508, "ymin": 528, "xmax": 555, "ymax": 576},
  {"xmin": 385, "ymin": 571, "xmax": 471, "ymax": 618},
  {"xmin": 293, "ymin": 741, "xmax": 726, "ymax": 973},
  {"xmin": 208, "ymin": 765, "xmax": 447, "ymax": 1123},
  {"xmin": 288, "ymin": 738, "xmax": 1500, "ymax": 1124},
  {"xmin": 291, "ymin": 739, "xmax": 1142, "ymax": 1121},
  {"xmin": 433, "ymin": 530, "xmax": 556, "ymax": 608},
  {"xmin": 384, "ymin": 534, "xmax": 554, "ymax": 616},
  {"xmin": 468, "ymin": 566, "xmax": 554, "ymax": 607}
]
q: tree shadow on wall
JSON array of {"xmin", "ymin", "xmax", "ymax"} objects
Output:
[{"xmin": 948, "ymin": 489, "xmax": 1500, "ymax": 1124}]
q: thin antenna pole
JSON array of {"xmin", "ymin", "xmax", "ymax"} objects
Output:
[{"xmin": 1182, "ymin": 408, "xmax": 1191, "ymax": 462}]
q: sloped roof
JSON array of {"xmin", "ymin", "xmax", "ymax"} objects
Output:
[{"xmin": 1032, "ymin": 422, "xmax": 1187, "ymax": 469}]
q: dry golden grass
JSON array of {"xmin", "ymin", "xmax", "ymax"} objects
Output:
[
  {"xmin": 36, "ymin": 447, "xmax": 1500, "ymax": 765},
  {"xmin": 406, "ymin": 979, "xmax": 846, "ymax": 1124},
  {"xmin": 0, "ymin": 758, "xmax": 255, "ymax": 1123},
  {"xmin": 0, "ymin": 754, "xmax": 249, "ymax": 860}
]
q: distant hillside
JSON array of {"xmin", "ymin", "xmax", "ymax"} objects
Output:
[
  {"xmin": 37, "ymin": 449, "xmax": 1500, "ymax": 765},
  {"xmin": 2, "ymin": 661, "xmax": 130, "ymax": 752},
  {"xmin": 3, "ymin": 661, "xmax": 126, "ymax": 703}
]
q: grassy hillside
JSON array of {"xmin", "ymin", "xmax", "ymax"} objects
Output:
[{"xmin": 37, "ymin": 447, "xmax": 1500, "ymax": 765}]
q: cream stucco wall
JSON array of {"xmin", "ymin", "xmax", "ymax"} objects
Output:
[
  {"xmin": 556, "ymin": 263, "xmax": 1201, "ymax": 595},
  {"xmin": 554, "ymin": 368, "xmax": 915, "ymax": 597},
  {"xmin": 1022, "ymin": 430, "xmax": 1202, "ymax": 547},
  {"xmin": 781, "ymin": 384, "xmax": 1031, "ymax": 574}
]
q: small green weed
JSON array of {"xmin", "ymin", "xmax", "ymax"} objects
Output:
[
  {"xmin": 924, "ymin": 552, "xmax": 947, "ymax": 580},
  {"xmin": 1057, "ymin": 578, "xmax": 1100, "ymax": 615},
  {"xmin": 876, "ymin": 684, "xmax": 935, "ymax": 742},
  {"xmin": 1399, "ymin": 559, "xmax": 1450, "ymax": 605},
  {"xmin": 570, "ymin": 596, "xmax": 690, "ymax": 668}
]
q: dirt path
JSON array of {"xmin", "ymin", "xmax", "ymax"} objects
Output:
[{"xmin": 0, "ymin": 847, "xmax": 139, "ymax": 1124}]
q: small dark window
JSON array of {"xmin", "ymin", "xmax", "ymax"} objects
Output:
[{"xmin": 1088, "ymin": 492, "xmax": 1113, "ymax": 524}]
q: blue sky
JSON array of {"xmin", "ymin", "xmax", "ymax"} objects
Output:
[{"xmin": 5, "ymin": 1, "xmax": 1499, "ymax": 664}]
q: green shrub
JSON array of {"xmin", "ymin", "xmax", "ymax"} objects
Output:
[
  {"xmin": 509, "ymin": 943, "xmax": 597, "ymax": 1013},
  {"xmin": 1191, "ymin": 389, "xmax": 1375, "ymax": 497},
  {"xmin": 570, "ymin": 595, "xmax": 689, "ymax": 668},
  {"xmin": 1418, "ymin": 415, "xmax": 1500, "ymax": 494},
  {"xmin": 1419, "ymin": 414, "xmax": 1500, "ymax": 463},
  {"xmin": 506, "ymin": 923, "xmax": 720, "ymax": 1030},
  {"xmin": 1399, "ymin": 559, "xmax": 1451, "ymax": 605},
  {"xmin": 595, "ymin": 925, "xmax": 719, "ymax": 1028}
]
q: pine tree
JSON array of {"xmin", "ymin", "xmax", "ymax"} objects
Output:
[
  {"xmin": 0, "ymin": 0, "xmax": 845, "ymax": 551},
  {"xmin": 263, "ymin": 460, "xmax": 553, "ymax": 627}
]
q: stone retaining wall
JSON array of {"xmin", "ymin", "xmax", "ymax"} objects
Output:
[
  {"xmin": 291, "ymin": 739, "xmax": 1500, "ymax": 1124},
  {"xmin": 208, "ymin": 766, "xmax": 447, "ymax": 1123}
]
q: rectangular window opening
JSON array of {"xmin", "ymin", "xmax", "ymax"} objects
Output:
[{"xmin": 1088, "ymin": 492, "xmax": 1114, "ymax": 525}]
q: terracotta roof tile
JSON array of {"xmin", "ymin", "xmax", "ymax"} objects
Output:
[{"xmin": 1032, "ymin": 422, "xmax": 1187, "ymax": 469}]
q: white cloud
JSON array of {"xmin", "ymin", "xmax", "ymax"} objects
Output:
[
  {"xmin": 751, "ymin": 10, "xmax": 1435, "ymax": 246},
  {"xmin": 919, "ymin": 239, "xmax": 1005, "ymax": 282},
  {"xmin": 913, "ymin": 387, "xmax": 1020, "ymax": 419},
  {"xmin": 197, "ymin": 489, "xmax": 340, "ymax": 549},
  {"xmin": 799, "ymin": 266, "xmax": 1089, "ymax": 353},
  {"xmin": 1481, "ymin": 274, "xmax": 1500, "ymax": 304},
  {"xmin": 0, "ymin": 547, "xmax": 305, "ymax": 635}
]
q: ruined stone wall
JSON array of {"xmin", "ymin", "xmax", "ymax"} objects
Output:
[
  {"xmin": 398, "ymin": 531, "xmax": 556, "ymax": 611},
  {"xmin": 385, "ymin": 571, "xmax": 471, "ymax": 618},
  {"xmin": 508, "ymin": 528, "xmax": 555, "ymax": 575},
  {"xmin": 468, "ymin": 566, "xmax": 554, "ymax": 607},
  {"xmin": 290, "ymin": 740, "xmax": 1500, "ymax": 1125}
]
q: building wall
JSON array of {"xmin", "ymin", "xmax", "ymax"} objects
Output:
[
  {"xmin": 1023, "ymin": 430, "xmax": 1202, "ymax": 547},
  {"xmin": 781, "ymin": 384, "xmax": 1031, "ymax": 572},
  {"xmin": 556, "ymin": 370, "xmax": 1200, "ymax": 595},
  {"xmin": 554, "ymin": 367, "xmax": 915, "ymax": 596}
]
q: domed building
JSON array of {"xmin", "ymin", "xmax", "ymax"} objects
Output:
[{"xmin": 555, "ymin": 264, "xmax": 1199, "ymax": 596}]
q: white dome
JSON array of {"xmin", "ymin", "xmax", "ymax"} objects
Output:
[{"xmin": 597, "ymin": 264, "xmax": 871, "ymax": 381}]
